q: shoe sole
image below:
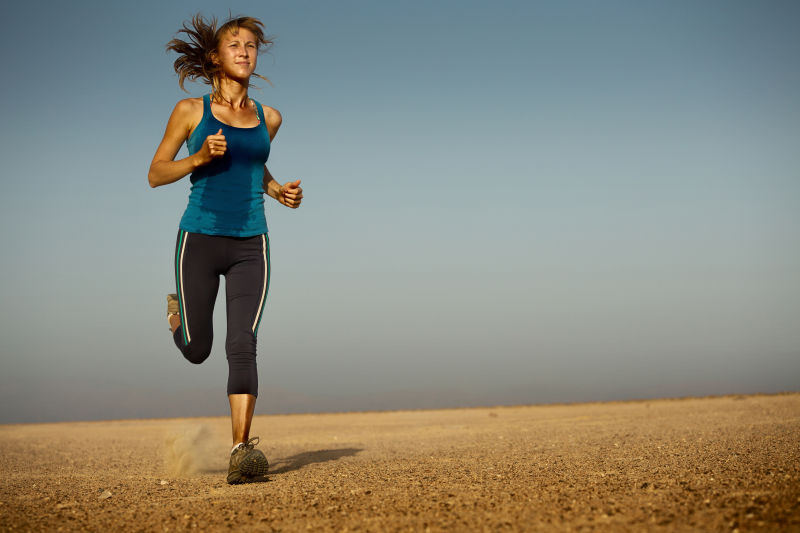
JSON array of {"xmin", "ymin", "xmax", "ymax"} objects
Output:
[
  {"xmin": 226, "ymin": 450, "xmax": 269, "ymax": 484},
  {"xmin": 167, "ymin": 294, "xmax": 180, "ymax": 315},
  {"xmin": 227, "ymin": 471, "xmax": 268, "ymax": 484},
  {"xmin": 240, "ymin": 450, "xmax": 269, "ymax": 476}
]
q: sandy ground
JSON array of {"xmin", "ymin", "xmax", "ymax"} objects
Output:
[{"xmin": 1, "ymin": 394, "xmax": 799, "ymax": 532}]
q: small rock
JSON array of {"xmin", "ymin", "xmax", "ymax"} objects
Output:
[
  {"xmin": 97, "ymin": 490, "xmax": 112, "ymax": 500},
  {"xmin": 159, "ymin": 480, "xmax": 169, "ymax": 485}
]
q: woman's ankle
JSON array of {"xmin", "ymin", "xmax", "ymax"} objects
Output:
[{"xmin": 168, "ymin": 313, "xmax": 181, "ymax": 333}]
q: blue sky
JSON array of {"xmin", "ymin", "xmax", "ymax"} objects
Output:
[{"xmin": 1, "ymin": 1, "xmax": 798, "ymax": 423}]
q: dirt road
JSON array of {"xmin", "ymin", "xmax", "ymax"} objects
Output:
[{"xmin": 1, "ymin": 393, "xmax": 799, "ymax": 531}]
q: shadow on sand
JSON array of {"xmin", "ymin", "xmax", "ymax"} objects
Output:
[{"xmin": 269, "ymin": 448, "xmax": 363, "ymax": 475}]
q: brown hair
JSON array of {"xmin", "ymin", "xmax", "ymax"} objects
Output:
[{"xmin": 166, "ymin": 14, "xmax": 273, "ymax": 100}]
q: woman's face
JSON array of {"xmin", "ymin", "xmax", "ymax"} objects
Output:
[{"xmin": 215, "ymin": 28, "xmax": 258, "ymax": 81}]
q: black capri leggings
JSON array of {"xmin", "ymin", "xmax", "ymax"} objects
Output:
[{"xmin": 172, "ymin": 230, "xmax": 270, "ymax": 396}]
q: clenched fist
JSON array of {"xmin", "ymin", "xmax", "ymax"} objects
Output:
[
  {"xmin": 278, "ymin": 179, "xmax": 303, "ymax": 209},
  {"xmin": 195, "ymin": 128, "xmax": 227, "ymax": 166}
]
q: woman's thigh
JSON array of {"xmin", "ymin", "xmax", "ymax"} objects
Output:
[
  {"xmin": 224, "ymin": 233, "xmax": 270, "ymax": 343},
  {"xmin": 175, "ymin": 230, "xmax": 222, "ymax": 348}
]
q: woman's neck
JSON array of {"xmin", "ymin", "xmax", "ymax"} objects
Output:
[{"xmin": 214, "ymin": 77, "xmax": 250, "ymax": 108}]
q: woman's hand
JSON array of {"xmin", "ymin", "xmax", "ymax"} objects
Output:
[
  {"xmin": 278, "ymin": 179, "xmax": 303, "ymax": 208},
  {"xmin": 263, "ymin": 166, "xmax": 303, "ymax": 209},
  {"xmin": 194, "ymin": 128, "xmax": 227, "ymax": 166}
]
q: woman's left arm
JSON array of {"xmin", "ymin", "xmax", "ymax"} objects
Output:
[
  {"xmin": 261, "ymin": 105, "xmax": 303, "ymax": 208},
  {"xmin": 264, "ymin": 167, "xmax": 303, "ymax": 209}
]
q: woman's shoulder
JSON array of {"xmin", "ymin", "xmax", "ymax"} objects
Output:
[
  {"xmin": 260, "ymin": 104, "xmax": 282, "ymax": 133},
  {"xmin": 173, "ymin": 97, "xmax": 204, "ymax": 116},
  {"xmin": 260, "ymin": 104, "xmax": 282, "ymax": 125},
  {"xmin": 169, "ymin": 97, "xmax": 205, "ymax": 134}
]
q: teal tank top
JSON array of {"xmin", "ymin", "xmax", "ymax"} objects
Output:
[{"xmin": 179, "ymin": 94, "xmax": 270, "ymax": 236}]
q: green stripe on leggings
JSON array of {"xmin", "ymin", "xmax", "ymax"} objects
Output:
[{"xmin": 174, "ymin": 230, "xmax": 188, "ymax": 346}]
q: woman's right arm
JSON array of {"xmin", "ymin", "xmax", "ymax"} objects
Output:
[{"xmin": 148, "ymin": 100, "xmax": 225, "ymax": 188}]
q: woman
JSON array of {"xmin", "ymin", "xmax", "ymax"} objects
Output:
[{"xmin": 148, "ymin": 14, "xmax": 302, "ymax": 484}]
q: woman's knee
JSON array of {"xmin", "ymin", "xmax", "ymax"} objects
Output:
[
  {"xmin": 225, "ymin": 330, "xmax": 258, "ymax": 396},
  {"xmin": 226, "ymin": 332, "xmax": 257, "ymax": 394},
  {"xmin": 226, "ymin": 331, "xmax": 256, "ymax": 359},
  {"xmin": 182, "ymin": 335, "xmax": 213, "ymax": 364}
]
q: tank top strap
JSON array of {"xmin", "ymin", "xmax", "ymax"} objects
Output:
[
  {"xmin": 252, "ymin": 99, "xmax": 266, "ymax": 126},
  {"xmin": 203, "ymin": 93, "xmax": 212, "ymax": 115}
]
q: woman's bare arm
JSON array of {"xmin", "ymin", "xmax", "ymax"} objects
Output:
[
  {"xmin": 263, "ymin": 166, "xmax": 303, "ymax": 208},
  {"xmin": 260, "ymin": 104, "xmax": 303, "ymax": 208},
  {"xmin": 148, "ymin": 99, "xmax": 226, "ymax": 187}
]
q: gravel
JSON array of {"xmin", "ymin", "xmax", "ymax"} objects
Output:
[{"xmin": 1, "ymin": 393, "xmax": 798, "ymax": 531}]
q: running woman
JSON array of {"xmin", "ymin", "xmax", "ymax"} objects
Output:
[{"xmin": 148, "ymin": 14, "xmax": 302, "ymax": 484}]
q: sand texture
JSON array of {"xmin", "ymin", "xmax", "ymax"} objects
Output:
[{"xmin": 1, "ymin": 393, "xmax": 799, "ymax": 532}]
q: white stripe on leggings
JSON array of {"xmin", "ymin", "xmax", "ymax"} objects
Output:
[
  {"xmin": 252, "ymin": 234, "xmax": 268, "ymax": 332},
  {"xmin": 179, "ymin": 232, "xmax": 191, "ymax": 343}
]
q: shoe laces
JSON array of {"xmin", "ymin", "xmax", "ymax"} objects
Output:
[{"xmin": 239, "ymin": 436, "xmax": 259, "ymax": 451}]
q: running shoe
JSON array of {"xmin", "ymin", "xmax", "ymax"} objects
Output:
[
  {"xmin": 167, "ymin": 293, "xmax": 179, "ymax": 330},
  {"xmin": 227, "ymin": 437, "xmax": 269, "ymax": 484},
  {"xmin": 167, "ymin": 293, "xmax": 179, "ymax": 316}
]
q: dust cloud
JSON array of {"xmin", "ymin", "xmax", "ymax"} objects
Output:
[{"xmin": 163, "ymin": 424, "xmax": 224, "ymax": 476}]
